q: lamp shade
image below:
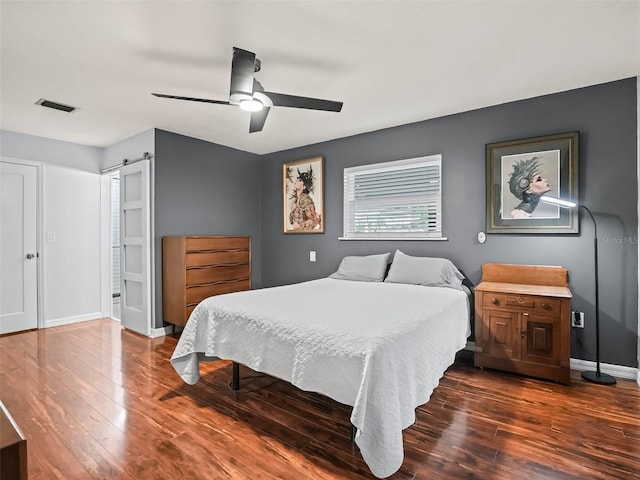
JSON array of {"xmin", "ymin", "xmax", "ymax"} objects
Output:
[{"xmin": 540, "ymin": 196, "xmax": 577, "ymax": 208}]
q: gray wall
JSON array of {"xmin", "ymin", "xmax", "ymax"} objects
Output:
[
  {"xmin": 153, "ymin": 129, "xmax": 262, "ymax": 327},
  {"xmin": 259, "ymin": 78, "xmax": 638, "ymax": 368}
]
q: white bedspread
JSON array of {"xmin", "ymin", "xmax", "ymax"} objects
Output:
[{"xmin": 171, "ymin": 278, "xmax": 470, "ymax": 478}]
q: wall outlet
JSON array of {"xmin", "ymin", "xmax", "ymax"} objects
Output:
[
  {"xmin": 309, "ymin": 251, "xmax": 316, "ymax": 262},
  {"xmin": 571, "ymin": 311, "xmax": 584, "ymax": 328}
]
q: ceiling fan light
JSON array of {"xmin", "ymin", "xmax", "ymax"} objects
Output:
[{"xmin": 239, "ymin": 99, "xmax": 263, "ymax": 112}]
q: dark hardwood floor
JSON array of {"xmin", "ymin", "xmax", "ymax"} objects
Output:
[{"xmin": 1, "ymin": 318, "xmax": 638, "ymax": 479}]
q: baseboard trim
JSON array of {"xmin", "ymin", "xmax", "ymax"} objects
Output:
[
  {"xmin": 150, "ymin": 325, "xmax": 174, "ymax": 338},
  {"xmin": 466, "ymin": 341, "xmax": 638, "ymax": 383},
  {"xmin": 45, "ymin": 314, "xmax": 168, "ymax": 339},
  {"xmin": 45, "ymin": 312, "xmax": 103, "ymax": 328},
  {"xmin": 570, "ymin": 358, "xmax": 639, "ymax": 381}
]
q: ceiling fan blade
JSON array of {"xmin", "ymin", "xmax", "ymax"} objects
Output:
[
  {"xmin": 249, "ymin": 107, "xmax": 270, "ymax": 133},
  {"xmin": 152, "ymin": 93, "xmax": 230, "ymax": 105},
  {"xmin": 230, "ymin": 47, "xmax": 257, "ymax": 104},
  {"xmin": 155, "ymin": 48, "xmax": 343, "ymax": 134},
  {"xmin": 264, "ymin": 91, "xmax": 343, "ymax": 112}
]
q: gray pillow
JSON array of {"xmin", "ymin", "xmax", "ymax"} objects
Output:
[
  {"xmin": 384, "ymin": 250, "xmax": 465, "ymax": 289},
  {"xmin": 329, "ymin": 253, "xmax": 391, "ymax": 282}
]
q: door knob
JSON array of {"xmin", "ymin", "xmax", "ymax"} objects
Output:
[{"xmin": 26, "ymin": 253, "xmax": 36, "ymax": 259}]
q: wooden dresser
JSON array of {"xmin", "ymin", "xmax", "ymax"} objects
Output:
[
  {"xmin": 162, "ymin": 236, "xmax": 251, "ymax": 327},
  {"xmin": 474, "ymin": 263, "xmax": 572, "ymax": 384}
]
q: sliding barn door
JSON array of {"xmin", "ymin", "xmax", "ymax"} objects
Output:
[{"xmin": 119, "ymin": 159, "xmax": 151, "ymax": 336}]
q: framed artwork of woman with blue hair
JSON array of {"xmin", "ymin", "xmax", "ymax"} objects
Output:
[{"xmin": 486, "ymin": 132, "xmax": 579, "ymax": 234}]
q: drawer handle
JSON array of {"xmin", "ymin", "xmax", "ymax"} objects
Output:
[
  {"xmin": 541, "ymin": 302, "xmax": 552, "ymax": 310},
  {"xmin": 491, "ymin": 298, "xmax": 500, "ymax": 305},
  {"xmin": 521, "ymin": 330, "xmax": 527, "ymax": 337}
]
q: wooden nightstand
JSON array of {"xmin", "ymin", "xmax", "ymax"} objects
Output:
[
  {"xmin": 474, "ymin": 263, "xmax": 572, "ymax": 384},
  {"xmin": 1, "ymin": 401, "xmax": 27, "ymax": 480}
]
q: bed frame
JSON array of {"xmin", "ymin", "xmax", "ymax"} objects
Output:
[{"xmin": 230, "ymin": 360, "xmax": 358, "ymax": 441}]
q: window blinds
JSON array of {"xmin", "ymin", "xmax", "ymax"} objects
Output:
[{"xmin": 343, "ymin": 155, "xmax": 443, "ymax": 239}]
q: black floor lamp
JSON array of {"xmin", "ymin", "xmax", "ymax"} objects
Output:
[{"xmin": 541, "ymin": 196, "xmax": 616, "ymax": 385}]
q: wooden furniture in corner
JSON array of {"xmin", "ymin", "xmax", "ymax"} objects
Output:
[
  {"xmin": 162, "ymin": 236, "xmax": 251, "ymax": 327},
  {"xmin": 474, "ymin": 263, "xmax": 572, "ymax": 384},
  {"xmin": 1, "ymin": 401, "xmax": 27, "ymax": 480}
]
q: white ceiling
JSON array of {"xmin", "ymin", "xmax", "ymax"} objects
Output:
[{"xmin": 1, "ymin": 1, "xmax": 639, "ymax": 155}]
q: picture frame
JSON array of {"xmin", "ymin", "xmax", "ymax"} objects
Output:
[
  {"xmin": 486, "ymin": 131, "xmax": 579, "ymax": 234},
  {"xmin": 283, "ymin": 156, "xmax": 325, "ymax": 234}
]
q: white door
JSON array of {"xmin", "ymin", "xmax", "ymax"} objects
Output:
[
  {"xmin": 119, "ymin": 159, "xmax": 151, "ymax": 336},
  {"xmin": 0, "ymin": 161, "xmax": 38, "ymax": 334}
]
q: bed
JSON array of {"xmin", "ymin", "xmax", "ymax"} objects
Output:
[{"xmin": 170, "ymin": 251, "xmax": 472, "ymax": 478}]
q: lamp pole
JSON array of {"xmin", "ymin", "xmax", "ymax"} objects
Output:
[
  {"xmin": 579, "ymin": 205, "xmax": 616, "ymax": 385},
  {"xmin": 540, "ymin": 197, "xmax": 616, "ymax": 385}
]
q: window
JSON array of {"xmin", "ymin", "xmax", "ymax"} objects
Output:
[{"xmin": 341, "ymin": 154, "xmax": 444, "ymax": 240}]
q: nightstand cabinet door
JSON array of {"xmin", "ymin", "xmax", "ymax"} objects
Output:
[
  {"xmin": 521, "ymin": 313, "xmax": 561, "ymax": 366},
  {"xmin": 484, "ymin": 309, "xmax": 520, "ymax": 360}
]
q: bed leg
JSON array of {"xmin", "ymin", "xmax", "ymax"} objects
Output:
[
  {"xmin": 230, "ymin": 362, "xmax": 240, "ymax": 391},
  {"xmin": 351, "ymin": 424, "xmax": 357, "ymax": 444}
]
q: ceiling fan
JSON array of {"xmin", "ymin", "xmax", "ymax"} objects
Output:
[{"xmin": 152, "ymin": 47, "xmax": 343, "ymax": 133}]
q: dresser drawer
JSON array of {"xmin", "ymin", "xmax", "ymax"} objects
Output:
[
  {"xmin": 186, "ymin": 236, "xmax": 250, "ymax": 251},
  {"xmin": 483, "ymin": 293, "xmax": 560, "ymax": 315},
  {"xmin": 185, "ymin": 279, "xmax": 251, "ymax": 306},
  {"xmin": 186, "ymin": 264, "xmax": 250, "ymax": 286},
  {"xmin": 186, "ymin": 250, "xmax": 249, "ymax": 267}
]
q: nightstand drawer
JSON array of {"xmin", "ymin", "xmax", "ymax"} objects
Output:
[{"xmin": 483, "ymin": 293, "xmax": 560, "ymax": 315}]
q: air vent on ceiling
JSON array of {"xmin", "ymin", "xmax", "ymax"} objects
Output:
[{"xmin": 35, "ymin": 98, "xmax": 77, "ymax": 113}]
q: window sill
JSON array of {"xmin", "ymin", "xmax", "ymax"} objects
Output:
[{"xmin": 338, "ymin": 237, "xmax": 448, "ymax": 241}]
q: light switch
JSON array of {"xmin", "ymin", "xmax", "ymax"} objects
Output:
[
  {"xmin": 46, "ymin": 232, "xmax": 56, "ymax": 243},
  {"xmin": 310, "ymin": 251, "xmax": 316, "ymax": 262}
]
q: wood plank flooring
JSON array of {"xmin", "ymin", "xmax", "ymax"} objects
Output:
[{"xmin": 1, "ymin": 318, "xmax": 638, "ymax": 479}]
